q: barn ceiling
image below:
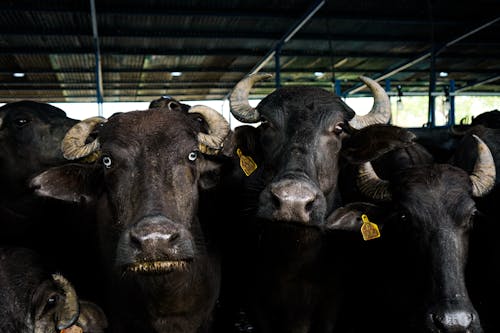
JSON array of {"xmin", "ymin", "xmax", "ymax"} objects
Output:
[{"xmin": 0, "ymin": 0, "xmax": 498, "ymax": 103}]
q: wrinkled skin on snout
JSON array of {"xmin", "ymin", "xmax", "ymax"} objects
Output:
[
  {"xmin": 0, "ymin": 247, "xmax": 107, "ymax": 333},
  {"xmin": 32, "ymin": 110, "xmax": 229, "ymax": 333}
]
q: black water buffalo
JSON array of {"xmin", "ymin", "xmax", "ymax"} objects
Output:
[
  {"xmin": 408, "ymin": 109, "xmax": 500, "ymax": 163},
  {"xmin": 149, "ymin": 95, "xmax": 191, "ymax": 112},
  {"xmin": 0, "ymin": 101, "xmax": 78, "ymax": 232},
  {"xmin": 451, "ymin": 125, "xmax": 500, "ymax": 332},
  {"xmin": 0, "ymin": 101, "xmax": 101, "ymax": 301},
  {"xmin": 217, "ymin": 74, "xmax": 392, "ymax": 333},
  {"xmin": 0, "ymin": 247, "xmax": 107, "ymax": 333},
  {"xmin": 31, "ymin": 106, "xmax": 232, "ymax": 333},
  {"xmin": 328, "ymin": 130, "xmax": 495, "ymax": 333}
]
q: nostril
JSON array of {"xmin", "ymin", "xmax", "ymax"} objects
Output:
[
  {"xmin": 305, "ymin": 198, "xmax": 315, "ymax": 213},
  {"xmin": 129, "ymin": 231, "xmax": 142, "ymax": 249},
  {"xmin": 271, "ymin": 191, "xmax": 282, "ymax": 209},
  {"xmin": 169, "ymin": 232, "xmax": 180, "ymax": 244}
]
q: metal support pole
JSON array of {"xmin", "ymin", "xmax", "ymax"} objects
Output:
[
  {"xmin": 448, "ymin": 80, "xmax": 455, "ymax": 126},
  {"xmin": 275, "ymin": 44, "xmax": 282, "ymax": 88},
  {"xmin": 428, "ymin": 46, "xmax": 436, "ymax": 127},
  {"xmin": 90, "ymin": 0, "xmax": 104, "ymax": 116},
  {"xmin": 385, "ymin": 79, "xmax": 391, "ymax": 93},
  {"xmin": 249, "ymin": 0, "xmax": 325, "ymax": 75},
  {"xmin": 335, "ymin": 79, "xmax": 341, "ymax": 96}
]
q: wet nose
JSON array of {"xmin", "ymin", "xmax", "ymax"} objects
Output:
[
  {"xmin": 268, "ymin": 179, "xmax": 322, "ymax": 223},
  {"xmin": 128, "ymin": 216, "xmax": 193, "ymax": 258},
  {"xmin": 431, "ymin": 310, "xmax": 474, "ymax": 332}
]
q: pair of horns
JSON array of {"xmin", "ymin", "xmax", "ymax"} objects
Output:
[
  {"xmin": 61, "ymin": 105, "xmax": 230, "ymax": 160},
  {"xmin": 229, "ymin": 73, "xmax": 391, "ymax": 129},
  {"xmin": 357, "ymin": 135, "xmax": 496, "ymax": 200}
]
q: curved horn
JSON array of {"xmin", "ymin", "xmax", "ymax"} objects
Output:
[
  {"xmin": 470, "ymin": 134, "xmax": 496, "ymax": 197},
  {"xmin": 189, "ymin": 105, "xmax": 230, "ymax": 155},
  {"xmin": 61, "ymin": 116, "xmax": 106, "ymax": 160},
  {"xmin": 52, "ymin": 274, "xmax": 80, "ymax": 330},
  {"xmin": 349, "ymin": 76, "xmax": 391, "ymax": 129},
  {"xmin": 357, "ymin": 161, "xmax": 392, "ymax": 201},
  {"xmin": 229, "ymin": 73, "xmax": 272, "ymax": 123}
]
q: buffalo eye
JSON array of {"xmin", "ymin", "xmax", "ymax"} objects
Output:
[
  {"xmin": 47, "ymin": 295, "xmax": 57, "ymax": 306},
  {"xmin": 102, "ymin": 156, "xmax": 112, "ymax": 169},
  {"xmin": 188, "ymin": 151, "xmax": 198, "ymax": 162},
  {"xmin": 399, "ymin": 212, "xmax": 408, "ymax": 222},
  {"xmin": 41, "ymin": 294, "xmax": 58, "ymax": 315},
  {"xmin": 330, "ymin": 122, "xmax": 344, "ymax": 135},
  {"xmin": 14, "ymin": 118, "xmax": 30, "ymax": 128}
]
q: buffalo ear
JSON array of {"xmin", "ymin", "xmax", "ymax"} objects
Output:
[
  {"xmin": 234, "ymin": 125, "xmax": 261, "ymax": 160},
  {"xmin": 342, "ymin": 124, "xmax": 416, "ymax": 164},
  {"xmin": 325, "ymin": 202, "xmax": 385, "ymax": 232},
  {"xmin": 77, "ymin": 300, "xmax": 108, "ymax": 333},
  {"xmin": 30, "ymin": 164, "xmax": 101, "ymax": 204}
]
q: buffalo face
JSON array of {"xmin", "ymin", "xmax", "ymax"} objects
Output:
[
  {"xmin": 31, "ymin": 107, "xmax": 230, "ymax": 332},
  {"xmin": 230, "ymin": 74, "xmax": 391, "ymax": 227},
  {"xmin": 0, "ymin": 101, "xmax": 77, "ymax": 196}
]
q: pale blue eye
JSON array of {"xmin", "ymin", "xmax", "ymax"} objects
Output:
[
  {"xmin": 102, "ymin": 156, "xmax": 112, "ymax": 168},
  {"xmin": 188, "ymin": 151, "xmax": 198, "ymax": 161}
]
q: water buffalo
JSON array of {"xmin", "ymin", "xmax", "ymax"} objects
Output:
[
  {"xmin": 0, "ymin": 247, "xmax": 107, "ymax": 333},
  {"xmin": 451, "ymin": 125, "xmax": 500, "ymax": 332},
  {"xmin": 31, "ymin": 106, "xmax": 232, "ymax": 333},
  {"xmin": 407, "ymin": 109, "xmax": 500, "ymax": 163},
  {"xmin": 0, "ymin": 101, "xmax": 78, "ymax": 233},
  {"xmin": 0, "ymin": 101, "xmax": 101, "ymax": 301},
  {"xmin": 149, "ymin": 95, "xmax": 191, "ymax": 112},
  {"xmin": 328, "ymin": 130, "xmax": 495, "ymax": 333},
  {"xmin": 217, "ymin": 74, "xmax": 392, "ymax": 332}
]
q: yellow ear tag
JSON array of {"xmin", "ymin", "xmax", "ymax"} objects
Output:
[
  {"xmin": 237, "ymin": 148, "xmax": 258, "ymax": 176},
  {"xmin": 360, "ymin": 214, "xmax": 381, "ymax": 241}
]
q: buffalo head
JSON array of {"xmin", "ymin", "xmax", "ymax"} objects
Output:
[
  {"xmin": 229, "ymin": 73, "xmax": 391, "ymax": 226},
  {"xmin": 31, "ymin": 106, "xmax": 231, "ymax": 332},
  {"xmin": 327, "ymin": 135, "xmax": 495, "ymax": 332},
  {"xmin": 0, "ymin": 101, "xmax": 78, "ymax": 197},
  {"xmin": 0, "ymin": 247, "xmax": 107, "ymax": 333}
]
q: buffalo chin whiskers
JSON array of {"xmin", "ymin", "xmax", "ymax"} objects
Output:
[{"xmin": 126, "ymin": 260, "xmax": 190, "ymax": 274}]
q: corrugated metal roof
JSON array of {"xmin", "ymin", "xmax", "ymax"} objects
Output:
[{"xmin": 0, "ymin": 0, "xmax": 497, "ymax": 102}]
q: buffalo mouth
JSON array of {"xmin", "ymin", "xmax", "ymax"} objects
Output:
[{"xmin": 125, "ymin": 259, "xmax": 191, "ymax": 274}]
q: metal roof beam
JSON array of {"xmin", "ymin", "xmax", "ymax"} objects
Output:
[
  {"xmin": 248, "ymin": 0, "xmax": 325, "ymax": 75},
  {"xmin": 3, "ymin": 46, "xmax": 500, "ymax": 60},
  {"xmin": 89, "ymin": 0, "xmax": 104, "ymax": 115},
  {"xmin": 0, "ymin": 5, "xmax": 488, "ymax": 26},
  {"xmin": 455, "ymin": 74, "xmax": 500, "ymax": 93},
  {"xmin": 2, "ymin": 67, "xmax": 499, "ymax": 75},
  {"xmin": 345, "ymin": 16, "xmax": 500, "ymax": 95}
]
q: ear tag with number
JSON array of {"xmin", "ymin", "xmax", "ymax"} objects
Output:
[
  {"xmin": 237, "ymin": 148, "xmax": 258, "ymax": 176},
  {"xmin": 360, "ymin": 214, "xmax": 381, "ymax": 241}
]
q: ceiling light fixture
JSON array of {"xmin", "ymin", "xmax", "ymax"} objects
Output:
[
  {"xmin": 171, "ymin": 71, "xmax": 182, "ymax": 77},
  {"xmin": 314, "ymin": 71, "xmax": 325, "ymax": 77},
  {"xmin": 439, "ymin": 71, "xmax": 448, "ymax": 77},
  {"xmin": 13, "ymin": 72, "xmax": 25, "ymax": 78}
]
